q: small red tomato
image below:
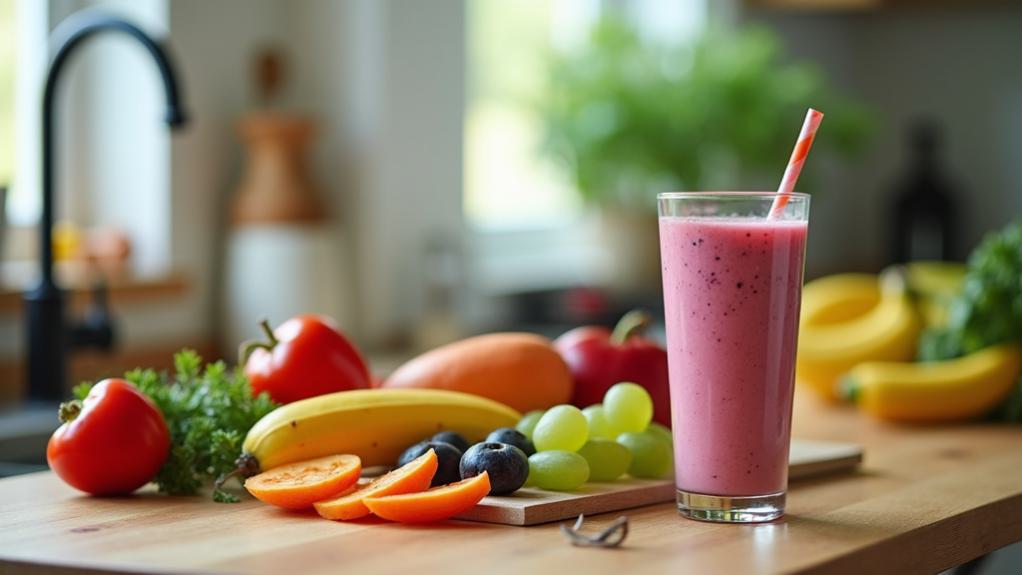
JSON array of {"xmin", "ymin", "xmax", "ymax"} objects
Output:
[
  {"xmin": 47, "ymin": 379, "xmax": 170, "ymax": 495},
  {"xmin": 242, "ymin": 315, "xmax": 371, "ymax": 404},
  {"xmin": 555, "ymin": 310, "xmax": 672, "ymax": 427}
]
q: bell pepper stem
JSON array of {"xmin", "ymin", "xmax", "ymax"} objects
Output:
[
  {"xmin": 610, "ymin": 310, "xmax": 652, "ymax": 344},
  {"xmin": 237, "ymin": 318, "xmax": 279, "ymax": 367}
]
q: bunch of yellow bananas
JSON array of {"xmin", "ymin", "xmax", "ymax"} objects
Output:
[{"xmin": 796, "ymin": 262, "xmax": 1022, "ymax": 422}]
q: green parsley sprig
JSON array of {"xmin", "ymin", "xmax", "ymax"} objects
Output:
[
  {"xmin": 74, "ymin": 349, "xmax": 278, "ymax": 502},
  {"xmin": 918, "ymin": 219, "xmax": 1022, "ymax": 421}
]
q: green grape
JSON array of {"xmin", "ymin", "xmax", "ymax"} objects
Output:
[
  {"xmin": 581, "ymin": 404, "xmax": 613, "ymax": 439},
  {"xmin": 516, "ymin": 410, "xmax": 545, "ymax": 440},
  {"xmin": 617, "ymin": 430, "xmax": 672, "ymax": 479},
  {"xmin": 577, "ymin": 439, "xmax": 631, "ymax": 482},
  {"xmin": 527, "ymin": 450, "xmax": 590, "ymax": 491},
  {"xmin": 646, "ymin": 422, "xmax": 673, "ymax": 447},
  {"xmin": 533, "ymin": 405, "xmax": 589, "ymax": 452},
  {"xmin": 604, "ymin": 382, "xmax": 653, "ymax": 434},
  {"xmin": 524, "ymin": 465, "xmax": 537, "ymax": 487}
]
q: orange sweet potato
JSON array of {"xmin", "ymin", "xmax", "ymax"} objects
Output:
[{"xmin": 381, "ymin": 333, "xmax": 572, "ymax": 413}]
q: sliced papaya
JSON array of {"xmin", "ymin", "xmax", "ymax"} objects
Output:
[
  {"xmin": 314, "ymin": 449, "xmax": 438, "ymax": 520},
  {"xmin": 245, "ymin": 454, "xmax": 361, "ymax": 510},
  {"xmin": 363, "ymin": 472, "xmax": 490, "ymax": 524}
]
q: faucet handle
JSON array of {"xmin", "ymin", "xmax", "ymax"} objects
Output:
[{"xmin": 70, "ymin": 278, "xmax": 115, "ymax": 351}]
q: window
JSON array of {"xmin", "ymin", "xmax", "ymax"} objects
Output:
[
  {"xmin": 2, "ymin": 0, "xmax": 45, "ymax": 229},
  {"xmin": 1, "ymin": 0, "xmax": 171, "ymax": 275},
  {"xmin": 464, "ymin": 0, "xmax": 708, "ymax": 293},
  {"xmin": 0, "ymin": 0, "xmax": 15, "ymax": 204},
  {"xmin": 465, "ymin": 0, "xmax": 708, "ymax": 233},
  {"xmin": 464, "ymin": 0, "xmax": 599, "ymax": 232}
]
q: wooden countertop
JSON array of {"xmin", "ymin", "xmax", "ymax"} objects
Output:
[{"xmin": 1, "ymin": 391, "xmax": 1021, "ymax": 575}]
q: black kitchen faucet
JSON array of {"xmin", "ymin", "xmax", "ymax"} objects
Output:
[{"xmin": 24, "ymin": 12, "xmax": 187, "ymax": 401}]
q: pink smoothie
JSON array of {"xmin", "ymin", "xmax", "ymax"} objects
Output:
[{"xmin": 659, "ymin": 216, "xmax": 807, "ymax": 496}]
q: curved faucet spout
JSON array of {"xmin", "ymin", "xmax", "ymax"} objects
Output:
[
  {"xmin": 41, "ymin": 12, "xmax": 187, "ymax": 284},
  {"xmin": 26, "ymin": 12, "xmax": 188, "ymax": 402}
]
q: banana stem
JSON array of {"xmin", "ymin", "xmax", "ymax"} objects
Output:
[
  {"xmin": 213, "ymin": 453, "xmax": 261, "ymax": 503},
  {"xmin": 879, "ymin": 265, "xmax": 909, "ymax": 297}
]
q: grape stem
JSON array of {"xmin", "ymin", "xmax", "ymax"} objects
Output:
[{"xmin": 560, "ymin": 514, "xmax": 629, "ymax": 548}]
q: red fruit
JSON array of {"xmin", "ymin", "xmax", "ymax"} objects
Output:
[
  {"xmin": 47, "ymin": 379, "xmax": 170, "ymax": 495},
  {"xmin": 555, "ymin": 310, "xmax": 671, "ymax": 426},
  {"xmin": 242, "ymin": 315, "xmax": 371, "ymax": 404}
]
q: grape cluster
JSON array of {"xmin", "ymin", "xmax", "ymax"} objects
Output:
[{"xmin": 514, "ymin": 383, "xmax": 673, "ymax": 491}]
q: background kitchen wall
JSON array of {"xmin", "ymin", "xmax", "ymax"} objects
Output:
[
  {"xmin": 2, "ymin": 2, "xmax": 1021, "ymax": 568},
  {"xmin": 0, "ymin": 0, "xmax": 467, "ymax": 382},
  {"xmin": 1, "ymin": 0, "xmax": 1020, "ymax": 392},
  {"xmin": 745, "ymin": 4, "xmax": 1022, "ymax": 272}
]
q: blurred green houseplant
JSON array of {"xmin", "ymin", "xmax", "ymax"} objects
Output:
[{"xmin": 538, "ymin": 19, "xmax": 872, "ymax": 213}]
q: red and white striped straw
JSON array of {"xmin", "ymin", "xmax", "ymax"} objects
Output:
[{"xmin": 770, "ymin": 108, "xmax": 824, "ymax": 218}]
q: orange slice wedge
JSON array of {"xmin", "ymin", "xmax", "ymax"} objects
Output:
[
  {"xmin": 245, "ymin": 454, "xmax": 361, "ymax": 510},
  {"xmin": 363, "ymin": 472, "xmax": 490, "ymax": 524},
  {"xmin": 314, "ymin": 449, "xmax": 438, "ymax": 520}
]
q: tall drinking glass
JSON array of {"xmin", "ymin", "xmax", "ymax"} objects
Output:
[{"xmin": 658, "ymin": 192, "xmax": 810, "ymax": 523}]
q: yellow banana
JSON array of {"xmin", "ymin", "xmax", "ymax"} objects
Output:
[
  {"xmin": 801, "ymin": 273, "xmax": 879, "ymax": 327},
  {"xmin": 240, "ymin": 388, "xmax": 521, "ymax": 472},
  {"xmin": 904, "ymin": 261, "xmax": 966, "ymax": 328},
  {"xmin": 843, "ymin": 344, "xmax": 1022, "ymax": 423},
  {"xmin": 904, "ymin": 261, "xmax": 966, "ymax": 296},
  {"xmin": 797, "ymin": 269, "xmax": 922, "ymax": 401}
]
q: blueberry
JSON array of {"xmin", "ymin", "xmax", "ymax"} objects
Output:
[
  {"xmin": 486, "ymin": 427, "xmax": 536, "ymax": 456},
  {"xmin": 431, "ymin": 431, "xmax": 471, "ymax": 453},
  {"xmin": 460, "ymin": 442, "xmax": 529, "ymax": 495},
  {"xmin": 396, "ymin": 441, "xmax": 462, "ymax": 486}
]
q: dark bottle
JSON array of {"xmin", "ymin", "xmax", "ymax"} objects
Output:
[{"xmin": 891, "ymin": 119, "xmax": 958, "ymax": 263}]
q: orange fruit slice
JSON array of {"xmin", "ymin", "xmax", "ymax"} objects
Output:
[
  {"xmin": 245, "ymin": 454, "xmax": 361, "ymax": 510},
  {"xmin": 314, "ymin": 449, "xmax": 438, "ymax": 520},
  {"xmin": 363, "ymin": 472, "xmax": 490, "ymax": 524}
]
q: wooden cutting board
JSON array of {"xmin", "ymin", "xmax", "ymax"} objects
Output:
[{"xmin": 456, "ymin": 438, "xmax": 862, "ymax": 526}]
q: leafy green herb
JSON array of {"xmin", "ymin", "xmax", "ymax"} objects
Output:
[
  {"xmin": 918, "ymin": 219, "xmax": 1022, "ymax": 421},
  {"xmin": 537, "ymin": 19, "xmax": 872, "ymax": 212},
  {"xmin": 74, "ymin": 349, "xmax": 278, "ymax": 501}
]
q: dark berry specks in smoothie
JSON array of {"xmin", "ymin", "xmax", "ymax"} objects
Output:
[{"xmin": 659, "ymin": 215, "xmax": 808, "ymax": 497}]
